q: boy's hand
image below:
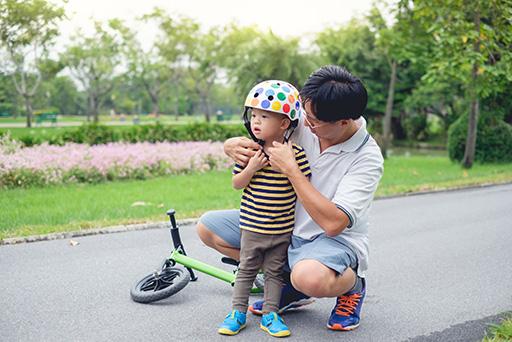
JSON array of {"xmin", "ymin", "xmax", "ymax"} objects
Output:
[
  {"xmin": 224, "ymin": 137, "xmax": 262, "ymax": 167},
  {"xmin": 246, "ymin": 150, "xmax": 269, "ymax": 173}
]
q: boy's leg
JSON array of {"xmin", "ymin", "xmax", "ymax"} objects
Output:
[
  {"xmin": 197, "ymin": 209, "xmax": 241, "ymax": 260},
  {"xmin": 261, "ymin": 232, "xmax": 292, "ymax": 313},
  {"xmin": 232, "ymin": 230, "xmax": 265, "ymax": 312}
]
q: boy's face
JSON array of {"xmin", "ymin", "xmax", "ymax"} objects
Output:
[{"xmin": 250, "ymin": 108, "xmax": 290, "ymax": 141}]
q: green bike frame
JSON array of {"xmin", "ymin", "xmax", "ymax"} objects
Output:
[{"xmin": 166, "ymin": 209, "xmax": 261, "ymax": 293}]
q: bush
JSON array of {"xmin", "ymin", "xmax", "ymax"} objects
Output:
[
  {"xmin": 15, "ymin": 122, "xmax": 249, "ymax": 146},
  {"xmin": 448, "ymin": 112, "xmax": 512, "ymax": 163},
  {"xmin": 403, "ymin": 113, "xmax": 429, "ymax": 141}
]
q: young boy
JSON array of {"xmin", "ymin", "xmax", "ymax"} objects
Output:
[{"xmin": 218, "ymin": 80, "xmax": 311, "ymax": 337}]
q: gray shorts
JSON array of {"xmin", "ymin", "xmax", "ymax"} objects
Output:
[{"xmin": 199, "ymin": 209, "xmax": 358, "ymax": 275}]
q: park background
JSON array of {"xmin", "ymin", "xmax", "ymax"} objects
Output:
[
  {"xmin": 1, "ymin": 0, "xmax": 512, "ymax": 339},
  {"xmin": 1, "ymin": 0, "xmax": 511, "ymax": 239}
]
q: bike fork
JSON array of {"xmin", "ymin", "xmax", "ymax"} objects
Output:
[{"xmin": 166, "ymin": 209, "xmax": 198, "ymax": 281}]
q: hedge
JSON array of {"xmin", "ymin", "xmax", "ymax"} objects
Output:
[
  {"xmin": 12, "ymin": 122, "xmax": 248, "ymax": 146},
  {"xmin": 448, "ymin": 112, "xmax": 512, "ymax": 163}
]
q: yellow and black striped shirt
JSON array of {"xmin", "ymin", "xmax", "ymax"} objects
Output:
[{"xmin": 233, "ymin": 143, "xmax": 311, "ymax": 234}]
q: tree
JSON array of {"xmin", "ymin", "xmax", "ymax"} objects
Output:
[
  {"xmin": 183, "ymin": 26, "xmax": 223, "ymax": 122},
  {"xmin": 116, "ymin": 11, "xmax": 184, "ymax": 117},
  {"xmin": 317, "ymin": 20, "xmax": 389, "ymax": 118},
  {"xmin": 409, "ymin": 0, "xmax": 512, "ymax": 168},
  {"xmin": 0, "ymin": 0, "xmax": 65, "ymax": 127},
  {"xmin": 226, "ymin": 29, "xmax": 318, "ymax": 97},
  {"xmin": 62, "ymin": 20, "xmax": 123, "ymax": 122}
]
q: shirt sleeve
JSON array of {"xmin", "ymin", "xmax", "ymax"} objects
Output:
[
  {"xmin": 332, "ymin": 150, "xmax": 383, "ymax": 228},
  {"xmin": 232, "ymin": 163, "xmax": 244, "ymax": 175},
  {"xmin": 293, "ymin": 144, "xmax": 311, "ymax": 179}
]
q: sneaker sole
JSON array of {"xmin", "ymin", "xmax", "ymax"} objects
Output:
[
  {"xmin": 218, "ymin": 324, "xmax": 246, "ymax": 335},
  {"xmin": 327, "ymin": 322, "xmax": 360, "ymax": 331},
  {"xmin": 260, "ymin": 324, "xmax": 291, "ymax": 337},
  {"xmin": 249, "ymin": 298, "xmax": 315, "ymax": 316}
]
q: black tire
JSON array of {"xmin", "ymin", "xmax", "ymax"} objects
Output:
[{"xmin": 130, "ymin": 266, "xmax": 190, "ymax": 303}]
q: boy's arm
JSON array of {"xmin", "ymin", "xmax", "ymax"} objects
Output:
[
  {"xmin": 232, "ymin": 167, "xmax": 256, "ymax": 190},
  {"xmin": 232, "ymin": 150, "xmax": 268, "ymax": 190}
]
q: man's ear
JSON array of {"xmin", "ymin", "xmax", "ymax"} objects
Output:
[{"xmin": 340, "ymin": 119, "xmax": 350, "ymax": 126}]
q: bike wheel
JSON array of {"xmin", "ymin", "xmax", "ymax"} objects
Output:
[{"xmin": 130, "ymin": 266, "xmax": 190, "ymax": 303}]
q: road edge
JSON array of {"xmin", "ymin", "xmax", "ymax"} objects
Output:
[{"xmin": 2, "ymin": 181, "xmax": 511, "ymax": 246}]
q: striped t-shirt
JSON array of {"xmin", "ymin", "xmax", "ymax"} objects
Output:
[{"xmin": 233, "ymin": 143, "xmax": 311, "ymax": 234}]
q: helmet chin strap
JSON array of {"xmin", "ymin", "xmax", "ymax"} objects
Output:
[{"xmin": 243, "ymin": 108, "xmax": 265, "ymax": 147}]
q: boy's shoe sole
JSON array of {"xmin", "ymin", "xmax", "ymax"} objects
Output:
[
  {"xmin": 249, "ymin": 298, "xmax": 315, "ymax": 316},
  {"xmin": 260, "ymin": 324, "xmax": 291, "ymax": 337},
  {"xmin": 218, "ymin": 324, "xmax": 246, "ymax": 335},
  {"xmin": 327, "ymin": 322, "xmax": 360, "ymax": 331}
]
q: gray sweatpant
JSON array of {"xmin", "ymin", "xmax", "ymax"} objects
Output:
[{"xmin": 232, "ymin": 229, "xmax": 292, "ymax": 313}]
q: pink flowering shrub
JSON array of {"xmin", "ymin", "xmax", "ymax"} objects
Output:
[{"xmin": 0, "ymin": 141, "xmax": 232, "ymax": 188}]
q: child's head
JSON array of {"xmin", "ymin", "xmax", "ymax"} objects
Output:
[
  {"xmin": 243, "ymin": 80, "xmax": 302, "ymax": 143},
  {"xmin": 249, "ymin": 108, "xmax": 291, "ymax": 141}
]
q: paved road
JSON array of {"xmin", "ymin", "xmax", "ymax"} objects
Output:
[{"xmin": 1, "ymin": 184, "xmax": 512, "ymax": 341}]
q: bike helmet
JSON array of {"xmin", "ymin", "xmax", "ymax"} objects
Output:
[{"xmin": 243, "ymin": 80, "xmax": 302, "ymax": 145}]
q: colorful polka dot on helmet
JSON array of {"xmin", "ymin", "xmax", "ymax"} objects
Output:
[{"xmin": 244, "ymin": 80, "xmax": 302, "ymax": 122}]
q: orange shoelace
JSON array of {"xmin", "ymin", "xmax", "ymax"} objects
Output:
[{"xmin": 335, "ymin": 293, "xmax": 362, "ymax": 316}]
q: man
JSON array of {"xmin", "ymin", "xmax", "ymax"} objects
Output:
[{"xmin": 197, "ymin": 65, "xmax": 384, "ymax": 331}]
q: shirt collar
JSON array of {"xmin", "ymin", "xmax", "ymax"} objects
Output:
[{"xmin": 326, "ymin": 117, "xmax": 369, "ymax": 154}]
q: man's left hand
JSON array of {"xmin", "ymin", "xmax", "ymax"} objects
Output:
[{"xmin": 268, "ymin": 141, "xmax": 299, "ymax": 176}]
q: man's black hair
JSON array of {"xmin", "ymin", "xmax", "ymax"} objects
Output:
[{"xmin": 300, "ymin": 65, "xmax": 368, "ymax": 122}]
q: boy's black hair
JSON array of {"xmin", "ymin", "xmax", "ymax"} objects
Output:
[{"xmin": 300, "ymin": 65, "xmax": 368, "ymax": 122}]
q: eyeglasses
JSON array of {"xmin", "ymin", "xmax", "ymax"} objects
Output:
[{"xmin": 303, "ymin": 112, "xmax": 330, "ymax": 129}]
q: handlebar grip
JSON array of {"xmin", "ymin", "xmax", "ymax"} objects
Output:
[{"xmin": 166, "ymin": 209, "xmax": 177, "ymax": 229}]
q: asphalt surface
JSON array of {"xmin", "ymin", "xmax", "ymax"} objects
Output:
[{"xmin": 1, "ymin": 184, "xmax": 512, "ymax": 341}]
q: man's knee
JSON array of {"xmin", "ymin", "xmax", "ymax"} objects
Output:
[
  {"xmin": 196, "ymin": 222, "xmax": 234, "ymax": 250},
  {"xmin": 290, "ymin": 261, "xmax": 328, "ymax": 297},
  {"xmin": 196, "ymin": 222, "xmax": 215, "ymax": 246}
]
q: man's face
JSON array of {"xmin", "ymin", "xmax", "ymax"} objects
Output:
[{"xmin": 303, "ymin": 101, "xmax": 347, "ymax": 139}]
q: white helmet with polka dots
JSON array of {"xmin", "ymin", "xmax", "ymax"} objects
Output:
[{"xmin": 244, "ymin": 80, "xmax": 302, "ymax": 122}]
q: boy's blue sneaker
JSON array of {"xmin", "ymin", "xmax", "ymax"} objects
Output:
[
  {"xmin": 327, "ymin": 278, "xmax": 366, "ymax": 331},
  {"xmin": 260, "ymin": 312, "xmax": 291, "ymax": 337},
  {"xmin": 218, "ymin": 310, "xmax": 246, "ymax": 335},
  {"xmin": 248, "ymin": 281, "xmax": 314, "ymax": 315}
]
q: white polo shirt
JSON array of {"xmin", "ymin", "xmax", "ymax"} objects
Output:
[{"xmin": 292, "ymin": 117, "xmax": 384, "ymax": 277}]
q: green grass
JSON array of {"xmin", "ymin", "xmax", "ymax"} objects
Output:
[
  {"xmin": 1, "ymin": 156, "xmax": 512, "ymax": 240},
  {"xmin": 483, "ymin": 315, "xmax": 512, "ymax": 341}
]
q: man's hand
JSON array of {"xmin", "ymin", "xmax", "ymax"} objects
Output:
[
  {"xmin": 268, "ymin": 141, "xmax": 299, "ymax": 177},
  {"xmin": 246, "ymin": 150, "xmax": 269, "ymax": 173},
  {"xmin": 224, "ymin": 137, "xmax": 262, "ymax": 166}
]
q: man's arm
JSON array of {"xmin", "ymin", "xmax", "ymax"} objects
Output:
[
  {"xmin": 288, "ymin": 170, "xmax": 350, "ymax": 236},
  {"xmin": 224, "ymin": 137, "xmax": 262, "ymax": 166},
  {"xmin": 267, "ymin": 141, "xmax": 349, "ymax": 236}
]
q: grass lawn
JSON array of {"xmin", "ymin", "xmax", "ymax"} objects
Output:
[
  {"xmin": 1, "ymin": 155, "xmax": 512, "ymax": 240},
  {"xmin": 483, "ymin": 315, "xmax": 512, "ymax": 341}
]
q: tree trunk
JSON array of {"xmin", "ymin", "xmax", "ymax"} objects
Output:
[
  {"xmin": 463, "ymin": 97, "xmax": 479, "ymax": 168},
  {"xmin": 86, "ymin": 94, "xmax": 93, "ymax": 122},
  {"xmin": 201, "ymin": 96, "xmax": 211, "ymax": 123},
  {"xmin": 462, "ymin": 7, "xmax": 481, "ymax": 169},
  {"xmin": 382, "ymin": 60, "xmax": 397, "ymax": 158},
  {"xmin": 93, "ymin": 98, "xmax": 100, "ymax": 123},
  {"xmin": 24, "ymin": 96, "xmax": 33, "ymax": 128}
]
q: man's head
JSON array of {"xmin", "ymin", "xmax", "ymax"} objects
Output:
[{"xmin": 300, "ymin": 65, "xmax": 368, "ymax": 123}]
